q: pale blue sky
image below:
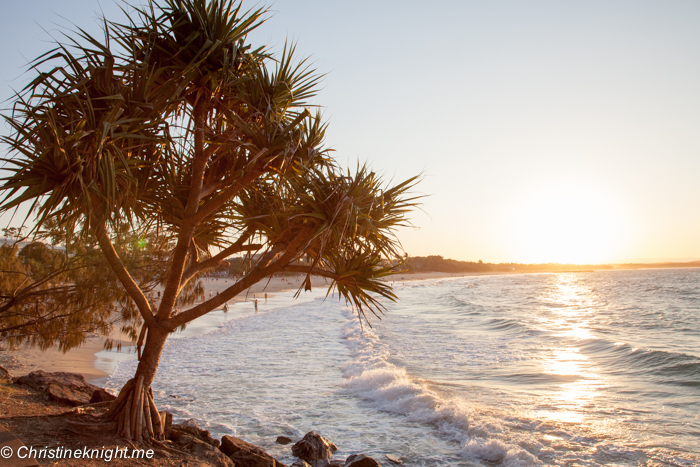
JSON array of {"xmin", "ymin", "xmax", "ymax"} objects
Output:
[{"xmin": 2, "ymin": 1, "xmax": 699, "ymax": 263}]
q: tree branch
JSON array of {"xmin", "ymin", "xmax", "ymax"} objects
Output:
[
  {"xmin": 93, "ymin": 221, "xmax": 159, "ymax": 329},
  {"xmin": 181, "ymin": 231, "xmax": 260, "ymax": 285},
  {"xmin": 163, "ymin": 232, "xmax": 309, "ymax": 330},
  {"xmin": 158, "ymin": 102, "xmax": 211, "ymax": 320},
  {"xmin": 163, "ymin": 263, "xmax": 280, "ymax": 330},
  {"xmin": 189, "ymin": 169, "xmax": 261, "ymax": 226},
  {"xmin": 280, "ymin": 264, "xmax": 340, "ymax": 281}
]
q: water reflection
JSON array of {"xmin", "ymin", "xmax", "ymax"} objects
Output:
[{"xmin": 535, "ymin": 274, "xmax": 606, "ymax": 426}]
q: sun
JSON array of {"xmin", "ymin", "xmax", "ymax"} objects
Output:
[{"xmin": 503, "ymin": 184, "xmax": 628, "ymax": 264}]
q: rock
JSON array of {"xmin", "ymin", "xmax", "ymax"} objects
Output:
[
  {"xmin": 345, "ymin": 454, "xmax": 382, "ymax": 467},
  {"xmin": 276, "ymin": 436, "xmax": 293, "ymax": 445},
  {"xmin": 384, "ymin": 454, "xmax": 402, "ymax": 465},
  {"xmin": 190, "ymin": 439, "xmax": 235, "ymax": 467},
  {"xmin": 171, "ymin": 432, "xmax": 198, "ymax": 448},
  {"xmin": 90, "ymin": 388, "xmax": 116, "ymax": 403},
  {"xmin": 182, "ymin": 418, "xmax": 200, "ymax": 429},
  {"xmin": 291, "ymin": 432, "xmax": 338, "ymax": 464},
  {"xmin": 15, "ymin": 370, "xmax": 102, "ymax": 406},
  {"xmin": 229, "ymin": 449, "xmax": 287, "ymax": 467},
  {"xmin": 46, "ymin": 383, "xmax": 92, "ymax": 406},
  {"xmin": 220, "ymin": 436, "xmax": 267, "ymax": 457},
  {"xmin": 15, "ymin": 370, "xmax": 99, "ymax": 392},
  {"xmin": 171, "ymin": 424, "xmax": 220, "ymax": 448},
  {"xmin": 220, "ymin": 435, "xmax": 286, "ymax": 467},
  {"xmin": 291, "ymin": 461, "xmax": 312, "ymax": 467}
]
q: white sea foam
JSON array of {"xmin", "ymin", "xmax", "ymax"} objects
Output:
[
  {"xmin": 338, "ymin": 308, "xmax": 545, "ymax": 466},
  {"xmin": 103, "ymin": 270, "xmax": 700, "ymax": 466}
]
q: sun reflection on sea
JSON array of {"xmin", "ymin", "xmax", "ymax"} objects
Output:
[{"xmin": 533, "ymin": 274, "xmax": 607, "ymax": 426}]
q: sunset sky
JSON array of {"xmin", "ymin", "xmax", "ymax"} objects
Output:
[{"xmin": 1, "ymin": 1, "xmax": 699, "ymax": 264}]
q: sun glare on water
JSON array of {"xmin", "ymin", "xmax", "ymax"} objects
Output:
[{"xmin": 505, "ymin": 185, "xmax": 628, "ymax": 264}]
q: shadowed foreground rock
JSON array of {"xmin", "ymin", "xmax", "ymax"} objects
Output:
[
  {"xmin": 291, "ymin": 432, "xmax": 338, "ymax": 464},
  {"xmin": 10, "ymin": 370, "xmax": 386, "ymax": 467},
  {"xmin": 221, "ymin": 435, "xmax": 288, "ymax": 467},
  {"xmin": 14, "ymin": 370, "xmax": 110, "ymax": 407},
  {"xmin": 345, "ymin": 454, "xmax": 382, "ymax": 467}
]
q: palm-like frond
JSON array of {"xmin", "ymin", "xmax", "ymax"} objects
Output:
[
  {"xmin": 1, "ymin": 0, "xmax": 420, "ymax": 330},
  {"xmin": 234, "ymin": 162, "xmax": 420, "ymax": 319}
]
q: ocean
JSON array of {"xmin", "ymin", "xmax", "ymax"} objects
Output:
[{"xmin": 105, "ymin": 269, "xmax": 700, "ymax": 466}]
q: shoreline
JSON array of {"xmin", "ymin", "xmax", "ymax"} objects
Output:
[
  {"xmin": 1, "ymin": 270, "xmax": 515, "ymax": 383},
  {"xmin": 1, "ymin": 273, "xmax": 333, "ymax": 383}
]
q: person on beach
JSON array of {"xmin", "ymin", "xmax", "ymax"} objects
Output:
[
  {"xmin": 254, "ymin": 299, "xmax": 258, "ymax": 312},
  {"xmin": 264, "ymin": 293, "xmax": 267, "ymax": 303}
]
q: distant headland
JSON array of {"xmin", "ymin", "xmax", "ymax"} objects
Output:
[{"xmin": 405, "ymin": 255, "xmax": 700, "ymax": 274}]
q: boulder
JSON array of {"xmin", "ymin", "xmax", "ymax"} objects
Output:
[
  {"xmin": 276, "ymin": 436, "xmax": 293, "ymax": 445},
  {"xmin": 229, "ymin": 449, "xmax": 285, "ymax": 467},
  {"xmin": 170, "ymin": 432, "xmax": 198, "ymax": 448},
  {"xmin": 384, "ymin": 454, "xmax": 402, "ymax": 465},
  {"xmin": 15, "ymin": 370, "xmax": 101, "ymax": 406},
  {"xmin": 220, "ymin": 436, "xmax": 268, "ymax": 457},
  {"xmin": 45, "ymin": 382, "xmax": 92, "ymax": 406},
  {"xmin": 182, "ymin": 418, "xmax": 200, "ymax": 429},
  {"xmin": 291, "ymin": 461, "xmax": 312, "ymax": 467},
  {"xmin": 15, "ymin": 370, "xmax": 99, "ymax": 392},
  {"xmin": 345, "ymin": 454, "xmax": 382, "ymax": 467},
  {"xmin": 190, "ymin": 439, "xmax": 235, "ymax": 467},
  {"xmin": 90, "ymin": 388, "xmax": 116, "ymax": 403},
  {"xmin": 220, "ymin": 435, "xmax": 286, "ymax": 467},
  {"xmin": 291, "ymin": 432, "xmax": 337, "ymax": 464},
  {"xmin": 171, "ymin": 424, "xmax": 220, "ymax": 448}
]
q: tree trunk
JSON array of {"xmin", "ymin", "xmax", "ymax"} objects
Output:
[{"xmin": 104, "ymin": 325, "xmax": 169, "ymax": 442}]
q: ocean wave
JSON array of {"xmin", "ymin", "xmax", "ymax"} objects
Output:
[
  {"xmin": 578, "ymin": 338, "xmax": 700, "ymax": 385},
  {"xmin": 339, "ymin": 309, "xmax": 546, "ymax": 466}
]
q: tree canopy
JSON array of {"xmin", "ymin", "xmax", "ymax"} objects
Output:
[{"xmin": 0, "ymin": 0, "xmax": 418, "ymax": 442}]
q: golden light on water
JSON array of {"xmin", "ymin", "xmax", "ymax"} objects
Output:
[{"xmin": 534, "ymin": 274, "xmax": 607, "ymax": 426}]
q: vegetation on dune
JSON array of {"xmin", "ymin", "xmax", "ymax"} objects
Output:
[{"xmin": 0, "ymin": 0, "xmax": 419, "ymax": 442}]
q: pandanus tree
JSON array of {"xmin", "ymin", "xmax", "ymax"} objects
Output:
[{"xmin": 0, "ymin": 0, "xmax": 418, "ymax": 442}]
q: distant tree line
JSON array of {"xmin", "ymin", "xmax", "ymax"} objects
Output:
[
  {"xmin": 404, "ymin": 255, "xmax": 615, "ymax": 273},
  {"xmin": 405, "ymin": 255, "xmax": 700, "ymax": 273}
]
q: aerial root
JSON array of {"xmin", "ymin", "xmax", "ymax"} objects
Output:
[{"xmin": 105, "ymin": 377, "xmax": 164, "ymax": 442}]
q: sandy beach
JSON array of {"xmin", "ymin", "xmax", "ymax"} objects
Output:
[{"xmin": 0, "ymin": 271, "xmax": 500, "ymax": 383}]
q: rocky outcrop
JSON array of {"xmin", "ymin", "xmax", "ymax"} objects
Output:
[
  {"xmin": 291, "ymin": 432, "xmax": 338, "ymax": 465},
  {"xmin": 190, "ymin": 439, "xmax": 235, "ymax": 467},
  {"xmin": 15, "ymin": 370, "xmax": 98, "ymax": 391},
  {"xmin": 345, "ymin": 454, "xmax": 382, "ymax": 467},
  {"xmin": 168, "ymin": 422, "xmax": 232, "ymax": 467},
  {"xmin": 15, "ymin": 370, "xmax": 105, "ymax": 407},
  {"xmin": 229, "ymin": 448, "xmax": 285, "ymax": 467},
  {"xmin": 171, "ymin": 422, "xmax": 220, "ymax": 448},
  {"xmin": 90, "ymin": 387, "xmax": 117, "ymax": 403},
  {"xmin": 220, "ymin": 435, "xmax": 287, "ymax": 467}
]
